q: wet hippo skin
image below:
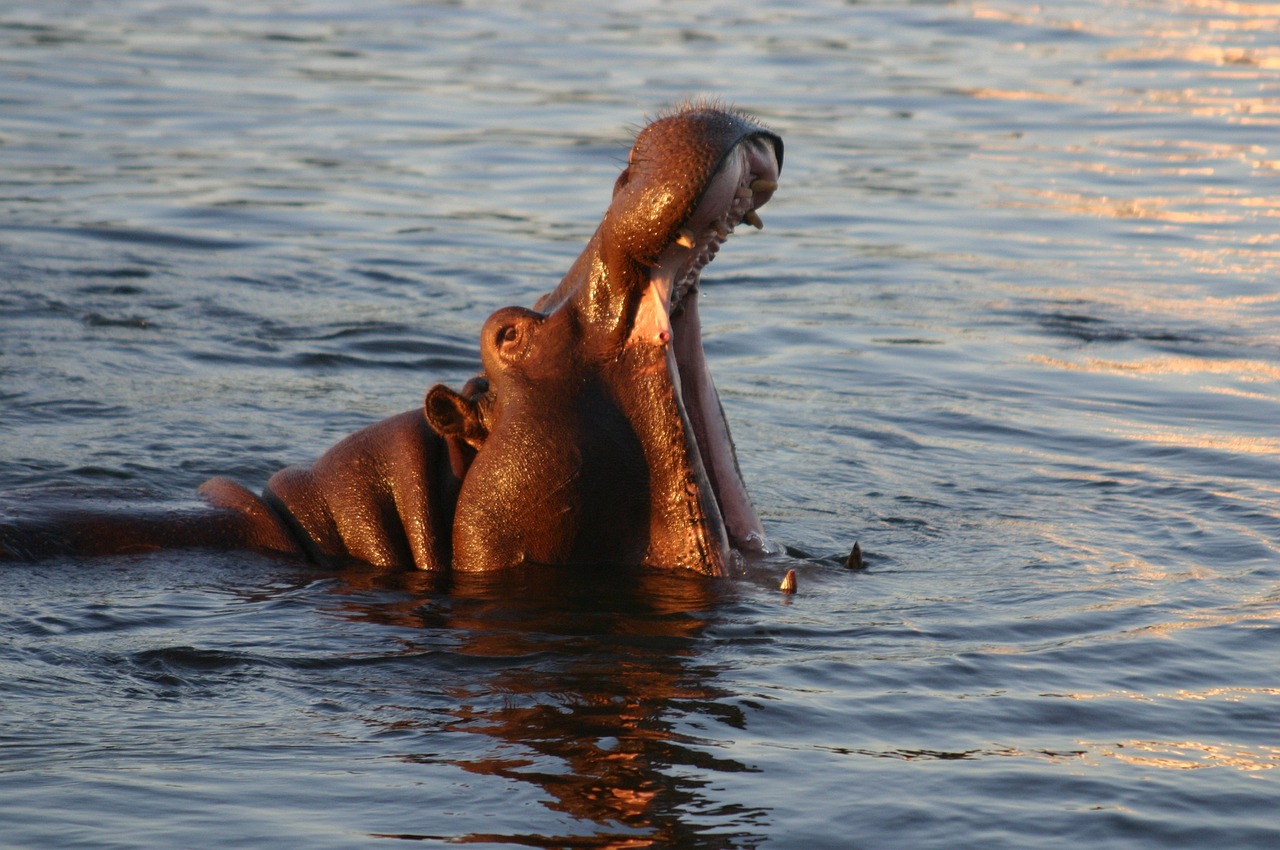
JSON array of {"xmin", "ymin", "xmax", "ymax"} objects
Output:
[
  {"xmin": 0, "ymin": 105, "xmax": 782, "ymax": 574},
  {"xmin": 424, "ymin": 106, "xmax": 784, "ymax": 575}
]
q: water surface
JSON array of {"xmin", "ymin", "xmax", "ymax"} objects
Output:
[{"xmin": 2, "ymin": 1, "xmax": 1277, "ymax": 847}]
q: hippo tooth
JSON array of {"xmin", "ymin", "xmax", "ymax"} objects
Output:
[
  {"xmin": 736, "ymin": 185, "xmax": 754, "ymax": 200},
  {"xmin": 676, "ymin": 228, "xmax": 697, "ymax": 249},
  {"xmin": 712, "ymin": 220, "xmax": 730, "ymax": 238},
  {"xmin": 750, "ymin": 178, "xmax": 778, "ymax": 193},
  {"xmin": 845, "ymin": 541, "xmax": 864, "ymax": 570},
  {"xmin": 743, "ymin": 210, "xmax": 764, "ymax": 229}
]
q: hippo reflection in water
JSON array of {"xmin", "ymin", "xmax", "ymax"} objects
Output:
[{"xmin": 1, "ymin": 106, "xmax": 784, "ymax": 576}]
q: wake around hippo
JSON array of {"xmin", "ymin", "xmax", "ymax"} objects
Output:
[{"xmin": 0, "ymin": 106, "xmax": 784, "ymax": 575}]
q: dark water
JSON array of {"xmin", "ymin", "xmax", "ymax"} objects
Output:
[{"xmin": 2, "ymin": 1, "xmax": 1278, "ymax": 847}]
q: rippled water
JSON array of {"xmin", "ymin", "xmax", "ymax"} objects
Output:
[{"xmin": 2, "ymin": 1, "xmax": 1278, "ymax": 847}]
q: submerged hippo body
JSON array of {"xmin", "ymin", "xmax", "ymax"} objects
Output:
[
  {"xmin": 217, "ymin": 404, "xmax": 474, "ymax": 570},
  {"xmin": 0, "ymin": 403, "xmax": 475, "ymax": 568},
  {"xmin": 1, "ymin": 105, "xmax": 783, "ymax": 574}
]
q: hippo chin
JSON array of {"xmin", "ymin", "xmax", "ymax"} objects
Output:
[{"xmin": 1, "ymin": 105, "xmax": 783, "ymax": 576}]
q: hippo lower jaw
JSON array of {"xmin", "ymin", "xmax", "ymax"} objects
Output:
[{"xmin": 628, "ymin": 135, "xmax": 783, "ymax": 559}]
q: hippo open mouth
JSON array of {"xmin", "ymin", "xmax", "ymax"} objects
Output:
[
  {"xmin": 378, "ymin": 106, "xmax": 789, "ymax": 576},
  {"xmin": 629, "ymin": 133, "xmax": 783, "ymax": 557}
]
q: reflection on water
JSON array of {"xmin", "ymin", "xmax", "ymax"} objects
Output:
[
  {"xmin": 1090, "ymin": 740, "xmax": 1280, "ymax": 773},
  {"xmin": 968, "ymin": 0, "xmax": 1280, "ymax": 287},
  {"xmin": 327, "ymin": 567, "xmax": 764, "ymax": 848}
]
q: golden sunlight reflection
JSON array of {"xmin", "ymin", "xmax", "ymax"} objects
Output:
[
  {"xmin": 965, "ymin": 88, "xmax": 1081, "ymax": 104},
  {"xmin": 968, "ymin": 0, "xmax": 1280, "ymax": 280},
  {"xmin": 1087, "ymin": 739, "xmax": 1280, "ymax": 772},
  {"xmin": 1030, "ymin": 354, "xmax": 1280, "ymax": 381},
  {"xmin": 1133, "ymin": 605, "xmax": 1280, "ymax": 636},
  {"xmin": 1113, "ymin": 427, "xmax": 1280, "ymax": 456},
  {"xmin": 1005, "ymin": 189, "xmax": 1245, "ymax": 224},
  {"xmin": 1105, "ymin": 46, "xmax": 1280, "ymax": 75},
  {"xmin": 1029, "ymin": 353, "xmax": 1280, "ymax": 447},
  {"xmin": 1070, "ymin": 408, "xmax": 1278, "ymax": 457},
  {"xmin": 1058, "ymin": 687, "xmax": 1280, "ymax": 701},
  {"xmin": 1005, "ymin": 285, "xmax": 1280, "ymax": 334},
  {"xmin": 969, "ymin": 4, "xmax": 1103, "ymax": 33}
]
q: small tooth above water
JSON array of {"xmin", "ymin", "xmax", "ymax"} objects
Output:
[
  {"xmin": 676, "ymin": 228, "xmax": 696, "ymax": 248},
  {"xmin": 736, "ymin": 186, "xmax": 754, "ymax": 200},
  {"xmin": 743, "ymin": 210, "xmax": 764, "ymax": 229},
  {"xmin": 750, "ymin": 178, "xmax": 778, "ymax": 193}
]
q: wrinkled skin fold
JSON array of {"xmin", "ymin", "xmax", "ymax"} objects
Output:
[{"xmin": 1, "ymin": 106, "xmax": 783, "ymax": 576}]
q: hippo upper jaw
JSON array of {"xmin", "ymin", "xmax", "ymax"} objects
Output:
[{"xmin": 630, "ymin": 134, "xmax": 780, "ymax": 347}]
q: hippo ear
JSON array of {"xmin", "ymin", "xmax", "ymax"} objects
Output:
[
  {"xmin": 424, "ymin": 384, "xmax": 471, "ymax": 436},
  {"xmin": 424, "ymin": 384, "xmax": 489, "ymax": 450}
]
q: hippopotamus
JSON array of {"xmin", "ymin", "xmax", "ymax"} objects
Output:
[
  {"xmin": 0, "ymin": 105, "xmax": 783, "ymax": 575},
  {"xmin": 428, "ymin": 108, "xmax": 783, "ymax": 575}
]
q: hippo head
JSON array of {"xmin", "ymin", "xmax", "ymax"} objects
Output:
[
  {"xmin": 538, "ymin": 106, "xmax": 782, "ymax": 349},
  {"xmin": 429, "ymin": 105, "xmax": 783, "ymax": 576}
]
